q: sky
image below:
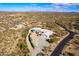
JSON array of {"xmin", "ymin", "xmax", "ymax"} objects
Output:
[{"xmin": 0, "ymin": 3, "xmax": 79, "ymax": 12}]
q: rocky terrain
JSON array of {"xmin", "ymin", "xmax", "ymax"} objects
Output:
[{"xmin": 0, "ymin": 12, "xmax": 78, "ymax": 56}]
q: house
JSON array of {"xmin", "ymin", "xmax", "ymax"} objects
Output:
[
  {"xmin": 26, "ymin": 27, "xmax": 55, "ymax": 55},
  {"xmin": 30, "ymin": 27, "xmax": 55, "ymax": 39}
]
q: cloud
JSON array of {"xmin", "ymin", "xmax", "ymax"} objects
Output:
[{"xmin": 51, "ymin": 3, "xmax": 79, "ymax": 8}]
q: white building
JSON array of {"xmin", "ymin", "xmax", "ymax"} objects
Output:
[
  {"xmin": 31, "ymin": 27, "xmax": 55, "ymax": 39},
  {"xmin": 27, "ymin": 27, "xmax": 55, "ymax": 55}
]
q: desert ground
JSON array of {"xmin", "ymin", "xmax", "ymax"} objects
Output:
[{"xmin": 0, "ymin": 12, "xmax": 79, "ymax": 56}]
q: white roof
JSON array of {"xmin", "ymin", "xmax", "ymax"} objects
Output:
[
  {"xmin": 31, "ymin": 28, "xmax": 54, "ymax": 39},
  {"xmin": 32, "ymin": 28, "xmax": 41, "ymax": 31},
  {"xmin": 40, "ymin": 29, "xmax": 53, "ymax": 35}
]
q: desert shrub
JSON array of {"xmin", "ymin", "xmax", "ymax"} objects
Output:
[
  {"xmin": 19, "ymin": 43, "xmax": 28, "ymax": 50},
  {"xmin": 67, "ymin": 53, "xmax": 75, "ymax": 56},
  {"xmin": 17, "ymin": 41, "xmax": 30, "ymax": 55},
  {"xmin": 49, "ymin": 36, "xmax": 59, "ymax": 43},
  {"xmin": 21, "ymin": 28, "xmax": 29, "ymax": 39}
]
